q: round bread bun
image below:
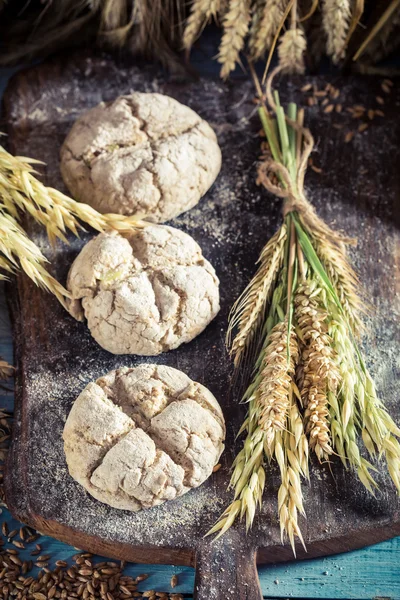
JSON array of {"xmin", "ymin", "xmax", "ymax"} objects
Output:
[
  {"xmin": 60, "ymin": 92, "xmax": 222, "ymax": 222},
  {"xmin": 67, "ymin": 225, "xmax": 220, "ymax": 355},
  {"xmin": 63, "ymin": 364, "xmax": 225, "ymax": 511}
]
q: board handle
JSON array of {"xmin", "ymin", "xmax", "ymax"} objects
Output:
[{"xmin": 194, "ymin": 535, "xmax": 262, "ymax": 600}]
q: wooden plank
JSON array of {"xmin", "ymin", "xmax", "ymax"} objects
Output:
[
  {"xmin": 1, "ymin": 500, "xmax": 399, "ymax": 599},
  {"xmin": 2, "ymin": 54, "xmax": 400, "ymax": 599}
]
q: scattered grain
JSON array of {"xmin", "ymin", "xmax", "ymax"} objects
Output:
[
  {"xmin": 170, "ymin": 574, "xmax": 178, "ymax": 588},
  {"xmin": 344, "ymin": 131, "xmax": 354, "ymax": 143},
  {"xmin": 358, "ymin": 123, "xmax": 368, "ymax": 133},
  {"xmin": 381, "ymin": 82, "xmax": 391, "ymax": 94},
  {"xmin": 324, "ymin": 104, "xmax": 334, "ymax": 113},
  {"xmin": 7, "ymin": 530, "xmax": 17, "ymax": 540},
  {"xmin": 376, "ymin": 96, "xmax": 385, "ymax": 105}
]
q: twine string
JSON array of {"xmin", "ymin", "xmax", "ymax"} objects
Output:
[{"xmin": 258, "ymin": 66, "xmax": 355, "ymax": 247}]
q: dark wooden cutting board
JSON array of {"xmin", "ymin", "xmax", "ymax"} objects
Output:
[{"xmin": 3, "ymin": 53, "xmax": 400, "ymax": 600}]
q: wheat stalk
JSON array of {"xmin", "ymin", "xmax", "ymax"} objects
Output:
[
  {"xmin": 248, "ymin": 0, "xmax": 285, "ymax": 60},
  {"xmin": 228, "ymin": 223, "xmax": 287, "ymax": 369},
  {"xmin": 217, "ymin": 0, "xmax": 251, "ymax": 79},
  {"xmin": 322, "ymin": 0, "xmax": 351, "ymax": 63}
]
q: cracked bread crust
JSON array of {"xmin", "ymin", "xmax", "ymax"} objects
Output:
[
  {"xmin": 67, "ymin": 225, "xmax": 220, "ymax": 355},
  {"xmin": 60, "ymin": 92, "xmax": 222, "ymax": 222},
  {"xmin": 63, "ymin": 364, "xmax": 225, "ymax": 511}
]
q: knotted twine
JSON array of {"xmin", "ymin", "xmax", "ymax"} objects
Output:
[{"xmin": 257, "ymin": 66, "xmax": 355, "ymax": 251}]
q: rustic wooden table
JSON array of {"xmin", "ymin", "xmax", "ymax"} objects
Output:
[{"xmin": 0, "ymin": 63, "xmax": 399, "ymax": 599}]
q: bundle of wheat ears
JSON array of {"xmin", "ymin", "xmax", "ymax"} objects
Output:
[
  {"xmin": 183, "ymin": 0, "xmax": 399, "ymax": 77},
  {"xmin": 0, "ymin": 1, "xmax": 399, "ymax": 75},
  {"xmin": 0, "ymin": 145, "xmax": 144, "ymax": 309},
  {"xmin": 208, "ymin": 67, "xmax": 400, "ymax": 553}
]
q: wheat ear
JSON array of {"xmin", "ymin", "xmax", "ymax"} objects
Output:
[
  {"xmin": 0, "ymin": 211, "xmax": 70, "ymax": 309},
  {"xmin": 0, "ymin": 146, "xmax": 145, "ymax": 246},
  {"xmin": 278, "ymin": 28, "xmax": 307, "ymax": 73},
  {"xmin": 322, "ymin": 0, "xmax": 351, "ymax": 63},
  {"xmin": 217, "ymin": 0, "xmax": 251, "ymax": 79},
  {"xmin": 295, "ymin": 279, "xmax": 340, "ymax": 461},
  {"xmin": 248, "ymin": 0, "xmax": 285, "ymax": 60},
  {"xmin": 228, "ymin": 223, "xmax": 287, "ymax": 369},
  {"xmin": 256, "ymin": 318, "xmax": 299, "ymax": 445},
  {"xmin": 207, "ymin": 401, "xmax": 266, "ymax": 538},
  {"xmin": 183, "ymin": 0, "xmax": 221, "ymax": 50}
]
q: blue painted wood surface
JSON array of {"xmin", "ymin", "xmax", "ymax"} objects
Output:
[{"xmin": 0, "ymin": 64, "xmax": 399, "ymax": 598}]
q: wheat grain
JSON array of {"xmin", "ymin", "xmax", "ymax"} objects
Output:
[
  {"xmin": 228, "ymin": 223, "xmax": 287, "ymax": 368},
  {"xmin": 295, "ymin": 280, "xmax": 340, "ymax": 461},
  {"xmin": 278, "ymin": 28, "xmax": 307, "ymax": 74},
  {"xmin": 248, "ymin": 0, "xmax": 285, "ymax": 60},
  {"xmin": 217, "ymin": 0, "xmax": 251, "ymax": 79},
  {"xmin": 322, "ymin": 0, "xmax": 351, "ymax": 63}
]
